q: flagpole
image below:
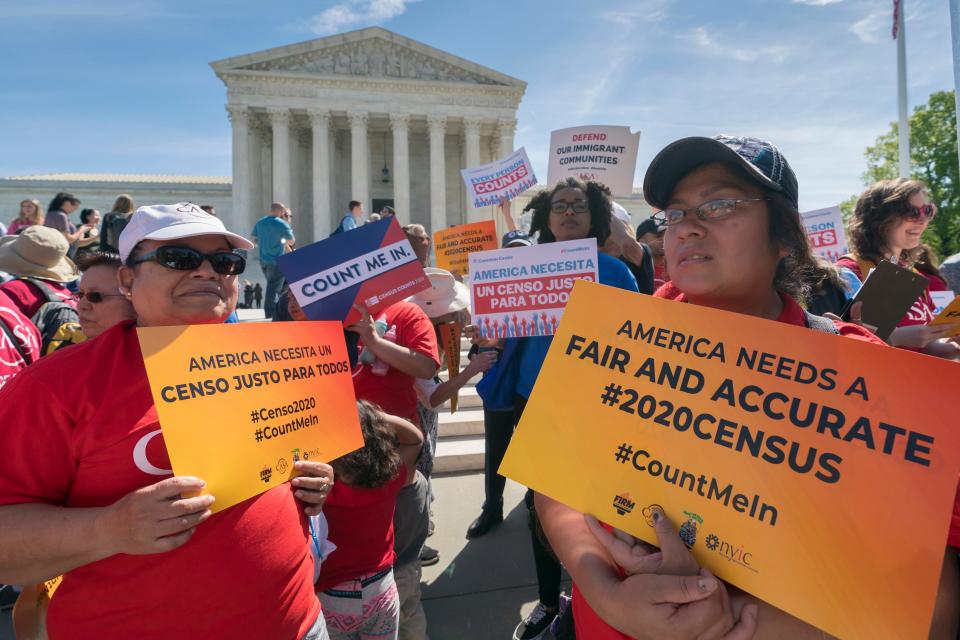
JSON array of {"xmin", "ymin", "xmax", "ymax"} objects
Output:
[
  {"xmin": 896, "ymin": 0, "xmax": 911, "ymax": 178},
  {"xmin": 950, "ymin": 0, "xmax": 960, "ymax": 176}
]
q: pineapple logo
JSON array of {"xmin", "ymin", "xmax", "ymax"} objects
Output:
[
  {"xmin": 291, "ymin": 448, "xmax": 301, "ymax": 462},
  {"xmin": 678, "ymin": 511, "xmax": 703, "ymax": 549}
]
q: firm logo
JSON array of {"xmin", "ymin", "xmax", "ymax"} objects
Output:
[
  {"xmin": 259, "ymin": 466, "xmax": 273, "ymax": 484},
  {"xmin": 612, "ymin": 492, "xmax": 635, "ymax": 516}
]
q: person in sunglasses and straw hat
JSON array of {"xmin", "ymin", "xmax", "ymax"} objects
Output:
[
  {"xmin": 0, "ymin": 225, "xmax": 79, "ymax": 318},
  {"xmin": 0, "ymin": 203, "xmax": 335, "ymax": 640}
]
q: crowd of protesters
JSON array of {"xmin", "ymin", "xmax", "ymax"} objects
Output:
[{"xmin": 0, "ymin": 132, "xmax": 959, "ymax": 640}]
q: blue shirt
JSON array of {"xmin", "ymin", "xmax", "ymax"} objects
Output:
[
  {"xmin": 334, "ymin": 214, "xmax": 358, "ymax": 234},
  {"xmin": 251, "ymin": 216, "xmax": 293, "ymax": 265},
  {"xmin": 515, "ymin": 251, "xmax": 639, "ymax": 398}
]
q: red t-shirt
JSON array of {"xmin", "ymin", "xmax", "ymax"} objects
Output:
[
  {"xmin": 315, "ymin": 465, "xmax": 407, "ymax": 592},
  {"xmin": 0, "ymin": 289, "xmax": 41, "ymax": 390},
  {"xmin": 653, "ymin": 261, "xmax": 668, "ymax": 291},
  {"xmin": 0, "ymin": 321, "xmax": 320, "ymax": 640},
  {"xmin": 352, "ymin": 301, "xmax": 440, "ymax": 423},
  {"xmin": 573, "ymin": 285, "xmax": 887, "ymax": 639},
  {"xmin": 835, "ymin": 256, "xmax": 938, "ymax": 329},
  {"xmin": 0, "ymin": 277, "xmax": 75, "ymax": 319}
]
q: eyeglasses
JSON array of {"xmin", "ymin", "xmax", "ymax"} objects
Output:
[
  {"xmin": 130, "ymin": 246, "xmax": 246, "ymax": 275},
  {"xmin": 72, "ymin": 291, "xmax": 124, "ymax": 304},
  {"xmin": 654, "ymin": 198, "xmax": 769, "ymax": 226},
  {"xmin": 550, "ymin": 201, "xmax": 590, "ymax": 215},
  {"xmin": 903, "ymin": 203, "xmax": 937, "ymax": 221}
]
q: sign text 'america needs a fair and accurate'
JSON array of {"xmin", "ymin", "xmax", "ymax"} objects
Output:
[
  {"xmin": 159, "ymin": 344, "xmax": 350, "ymax": 403},
  {"xmin": 565, "ymin": 320, "xmax": 935, "ymax": 501}
]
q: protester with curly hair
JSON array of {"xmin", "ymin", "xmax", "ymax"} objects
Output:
[
  {"xmin": 836, "ymin": 178, "xmax": 959, "ymax": 358},
  {"xmin": 317, "ymin": 400, "xmax": 424, "ymax": 640},
  {"xmin": 476, "ymin": 177, "xmax": 639, "ymax": 640},
  {"xmin": 7, "ymin": 199, "xmax": 45, "ymax": 235}
]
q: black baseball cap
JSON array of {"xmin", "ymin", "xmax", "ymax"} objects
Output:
[
  {"xmin": 502, "ymin": 230, "xmax": 533, "ymax": 248},
  {"xmin": 643, "ymin": 135, "xmax": 799, "ymax": 210},
  {"xmin": 635, "ymin": 217, "xmax": 666, "ymax": 238}
]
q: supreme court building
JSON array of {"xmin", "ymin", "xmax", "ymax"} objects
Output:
[{"xmin": 212, "ymin": 27, "xmax": 527, "ymax": 243}]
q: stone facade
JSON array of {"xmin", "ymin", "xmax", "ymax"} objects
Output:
[{"xmin": 211, "ymin": 27, "xmax": 527, "ymax": 244}]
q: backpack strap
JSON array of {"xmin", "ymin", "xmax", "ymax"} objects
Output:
[
  {"xmin": 804, "ymin": 310, "xmax": 840, "ymax": 335},
  {"xmin": 20, "ymin": 277, "xmax": 61, "ymax": 304},
  {"xmin": 0, "ymin": 315, "xmax": 30, "ymax": 363}
]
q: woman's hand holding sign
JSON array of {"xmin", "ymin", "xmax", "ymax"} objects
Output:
[
  {"xmin": 100, "ymin": 476, "xmax": 215, "ymax": 555},
  {"xmin": 292, "ymin": 461, "xmax": 335, "ymax": 517},
  {"xmin": 584, "ymin": 511, "xmax": 757, "ymax": 640}
]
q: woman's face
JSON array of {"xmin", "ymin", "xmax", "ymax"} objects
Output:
[
  {"xmin": 62, "ymin": 201, "xmax": 79, "ymax": 214},
  {"xmin": 118, "ymin": 234, "xmax": 239, "ymax": 327},
  {"xmin": 77, "ymin": 265, "xmax": 137, "ymax": 338},
  {"xmin": 287, "ymin": 293, "xmax": 308, "ymax": 321},
  {"xmin": 87, "ymin": 210, "xmax": 101, "ymax": 227},
  {"xmin": 548, "ymin": 188, "xmax": 592, "ymax": 242},
  {"xmin": 664, "ymin": 163, "xmax": 784, "ymax": 306},
  {"xmin": 884, "ymin": 190, "xmax": 934, "ymax": 255},
  {"xmin": 20, "ymin": 201, "xmax": 36, "ymax": 219}
]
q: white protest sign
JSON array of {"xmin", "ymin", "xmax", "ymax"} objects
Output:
[
  {"xmin": 547, "ymin": 125, "xmax": 641, "ymax": 196},
  {"xmin": 461, "ymin": 147, "xmax": 538, "ymax": 209},
  {"xmin": 931, "ymin": 290, "xmax": 956, "ymax": 316},
  {"xmin": 469, "ymin": 238, "xmax": 598, "ymax": 338},
  {"xmin": 800, "ymin": 206, "xmax": 849, "ymax": 263}
]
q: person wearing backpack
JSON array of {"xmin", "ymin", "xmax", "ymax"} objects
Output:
[
  {"xmin": 0, "ymin": 226, "xmax": 85, "ymax": 353},
  {"xmin": 99, "ymin": 194, "xmax": 136, "ymax": 253},
  {"xmin": 0, "ymin": 288, "xmax": 40, "ymax": 390}
]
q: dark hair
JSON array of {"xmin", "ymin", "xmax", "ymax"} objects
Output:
[
  {"xmin": 48, "ymin": 192, "xmax": 80, "ymax": 212},
  {"xmin": 766, "ymin": 191, "xmax": 828, "ymax": 304},
  {"xmin": 526, "ymin": 178, "xmax": 613, "ymax": 245},
  {"xmin": 200, "ymin": 205, "xmax": 216, "ymax": 216},
  {"xmin": 381, "ymin": 205, "xmax": 395, "ymax": 216},
  {"xmin": 77, "ymin": 251, "xmax": 121, "ymax": 272},
  {"xmin": 331, "ymin": 400, "xmax": 401, "ymax": 488},
  {"xmin": 348, "ymin": 200, "xmax": 362, "ymax": 212},
  {"xmin": 914, "ymin": 243, "xmax": 944, "ymax": 280},
  {"xmin": 849, "ymin": 178, "xmax": 929, "ymax": 266},
  {"xmin": 79, "ymin": 208, "xmax": 99, "ymax": 224}
]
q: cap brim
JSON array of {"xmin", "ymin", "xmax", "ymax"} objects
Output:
[
  {"xmin": 143, "ymin": 222, "xmax": 254, "ymax": 251},
  {"xmin": 642, "ymin": 137, "xmax": 784, "ymax": 210}
]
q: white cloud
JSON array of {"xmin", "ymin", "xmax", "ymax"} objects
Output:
[
  {"xmin": 309, "ymin": 0, "xmax": 417, "ymax": 35},
  {"xmin": 682, "ymin": 26, "xmax": 790, "ymax": 64},
  {"xmin": 851, "ymin": 11, "xmax": 886, "ymax": 43},
  {"xmin": 601, "ymin": 0, "xmax": 671, "ymax": 26},
  {"xmin": 792, "ymin": 0, "xmax": 842, "ymax": 6}
]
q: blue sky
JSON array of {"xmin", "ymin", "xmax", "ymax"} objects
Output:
[{"xmin": 0, "ymin": 0, "xmax": 954, "ymax": 210}]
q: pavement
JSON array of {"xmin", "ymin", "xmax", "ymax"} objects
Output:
[{"xmin": 1, "ymin": 473, "xmax": 570, "ymax": 640}]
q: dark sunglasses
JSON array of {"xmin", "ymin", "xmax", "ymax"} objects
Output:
[
  {"xmin": 130, "ymin": 246, "xmax": 246, "ymax": 275},
  {"xmin": 903, "ymin": 203, "xmax": 936, "ymax": 221},
  {"xmin": 72, "ymin": 291, "xmax": 124, "ymax": 304}
]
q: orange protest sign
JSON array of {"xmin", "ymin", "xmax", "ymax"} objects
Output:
[
  {"xmin": 137, "ymin": 322, "xmax": 363, "ymax": 512},
  {"xmin": 438, "ymin": 321, "xmax": 461, "ymax": 413},
  {"xmin": 930, "ymin": 295, "xmax": 960, "ymax": 336},
  {"xmin": 500, "ymin": 280, "xmax": 960, "ymax": 640},
  {"xmin": 433, "ymin": 220, "xmax": 498, "ymax": 276}
]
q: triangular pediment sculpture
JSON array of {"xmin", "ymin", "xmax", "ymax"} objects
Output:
[{"xmin": 211, "ymin": 27, "xmax": 524, "ymax": 88}]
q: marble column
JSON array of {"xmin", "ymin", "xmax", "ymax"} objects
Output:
[
  {"xmin": 348, "ymin": 111, "xmax": 370, "ymax": 212},
  {"xmin": 427, "ymin": 114, "xmax": 448, "ymax": 235},
  {"xmin": 389, "ymin": 113, "xmax": 411, "ymax": 222},
  {"xmin": 309, "ymin": 110, "xmax": 332, "ymax": 238},
  {"xmin": 463, "ymin": 116, "xmax": 483, "ymax": 222},
  {"xmin": 495, "ymin": 118, "xmax": 518, "ymax": 235},
  {"xmin": 268, "ymin": 108, "xmax": 292, "ymax": 206},
  {"xmin": 226, "ymin": 105, "xmax": 252, "ymax": 234}
]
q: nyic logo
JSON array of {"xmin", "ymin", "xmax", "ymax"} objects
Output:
[
  {"xmin": 612, "ymin": 492, "xmax": 635, "ymax": 515},
  {"xmin": 277, "ymin": 458, "xmax": 289, "ymax": 474},
  {"xmin": 704, "ymin": 533, "xmax": 757, "ymax": 572},
  {"xmin": 260, "ymin": 466, "xmax": 273, "ymax": 484},
  {"xmin": 678, "ymin": 511, "xmax": 703, "ymax": 548}
]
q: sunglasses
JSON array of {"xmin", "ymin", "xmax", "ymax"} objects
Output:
[
  {"xmin": 130, "ymin": 246, "xmax": 246, "ymax": 275},
  {"xmin": 903, "ymin": 203, "xmax": 937, "ymax": 221},
  {"xmin": 72, "ymin": 291, "xmax": 124, "ymax": 304}
]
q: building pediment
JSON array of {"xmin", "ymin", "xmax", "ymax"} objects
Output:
[{"xmin": 211, "ymin": 27, "xmax": 524, "ymax": 89}]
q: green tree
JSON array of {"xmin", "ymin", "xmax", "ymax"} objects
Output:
[{"xmin": 863, "ymin": 90, "xmax": 960, "ymax": 257}]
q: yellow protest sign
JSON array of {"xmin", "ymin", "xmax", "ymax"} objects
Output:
[
  {"xmin": 500, "ymin": 280, "xmax": 960, "ymax": 640},
  {"xmin": 433, "ymin": 220, "xmax": 498, "ymax": 276},
  {"xmin": 930, "ymin": 295, "xmax": 960, "ymax": 335},
  {"xmin": 137, "ymin": 321, "xmax": 363, "ymax": 512}
]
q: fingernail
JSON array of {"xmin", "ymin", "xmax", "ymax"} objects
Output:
[
  {"xmin": 652, "ymin": 510, "xmax": 661, "ymax": 523},
  {"xmin": 294, "ymin": 461, "xmax": 305, "ymax": 468},
  {"xmin": 697, "ymin": 577, "xmax": 717, "ymax": 593},
  {"xmin": 199, "ymin": 480, "xmax": 206, "ymax": 488}
]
